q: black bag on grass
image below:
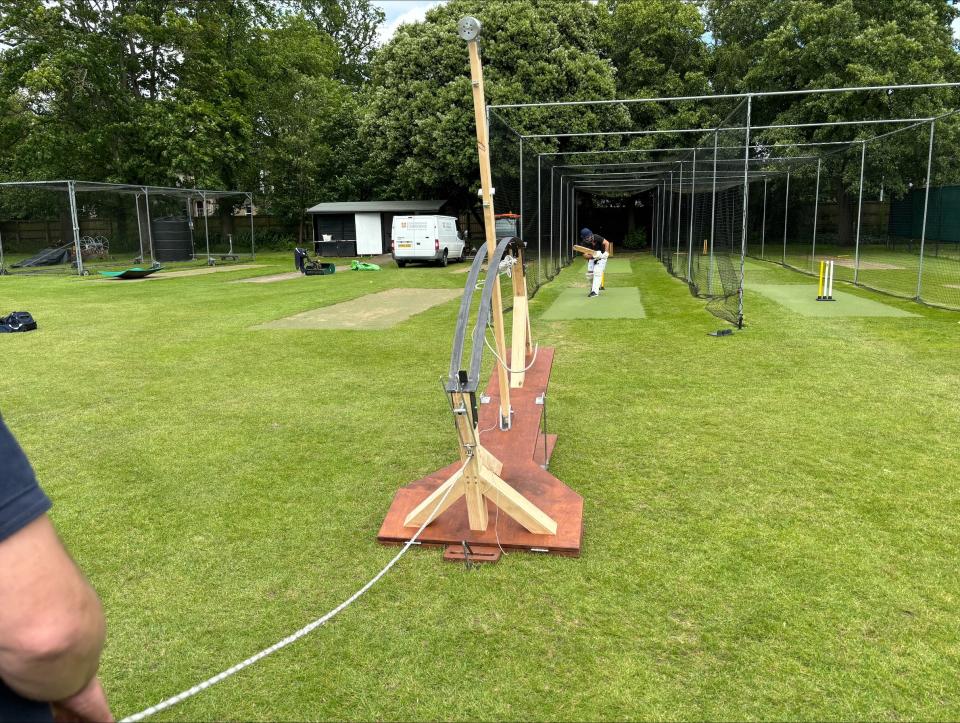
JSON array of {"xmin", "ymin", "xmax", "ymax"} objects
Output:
[{"xmin": 0, "ymin": 312, "xmax": 37, "ymax": 333}]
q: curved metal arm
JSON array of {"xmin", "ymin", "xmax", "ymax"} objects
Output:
[
  {"xmin": 444, "ymin": 236, "xmax": 525, "ymax": 394},
  {"xmin": 446, "ymin": 244, "xmax": 489, "ymax": 390}
]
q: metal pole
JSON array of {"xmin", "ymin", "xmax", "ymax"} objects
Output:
[
  {"xmin": 134, "ymin": 193, "xmax": 146, "ymax": 263},
  {"xmin": 67, "ymin": 180, "xmax": 84, "ymax": 276},
  {"xmin": 143, "ymin": 187, "xmax": 156, "ymax": 266},
  {"xmin": 559, "ymin": 175, "xmax": 565, "ymax": 268},
  {"xmin": 812, "ymin": 158, "xmax": 822, "ymax": 268},
  {"xmin": 202, "ymin": 191, "xmax": 211, "ymax": 263},
  {"xmin": 537, "ymin": 154, "xmax": 542, "ymax": 286},
  {"xmin": 676, "ymin": 162, "xmax": 684, "ymax": 266},
  {"xmin": 0, "ymin": 229, "xmax": 6, "ymax": 275},
  {"xmin": 248, "ymin": 193, "xmax": 256, "ymax": 260},
  {"xmin": 708, "ymin": 131, "xmax": 719, "ymax": 295},
  {"xmin": 916, "ymin": 120, "xmax": 936, "ymax": 299},
  {"xmin": 736, "ymin": 95, "xmax": 752, "ymax": 328},
  {"xmin": 490, "ymin": 81, "xmax": 960, "ymax": 111},
  {"xmin": 550, "ymin": 168, "xmax": 555, "ymax": 275},
  {"xmin": 761, "ymin": 177, "xmax": 768, "ymax": 259},
  {"xmin": 782, "ymin": 172, "xmax": 791, "ymax": 265},
  {"xmin": 519, "ymin": 136, "xmax": 524, "ymax": 239},
  {"xmin": 854, "ymin": 141, "xmax": 866, "ymax": 285},
  {"xmin": 688, "ymin": 149, "xmax": 696, "ymax": 281},
  {"xmin": 667, "ymin": 170, "xmax": 674, "ymax": 264}
]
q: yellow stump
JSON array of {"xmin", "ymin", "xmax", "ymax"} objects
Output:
[
  {"xmin": 702, "ymin": 239, "xmax": 708, "ymax": 255},
  {"xmin": 817, "ymin": 260, "xmax": 825, "ymax": 299}
]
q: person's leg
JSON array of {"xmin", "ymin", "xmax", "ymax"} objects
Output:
[
  {"xmin": 586, "ymin": 259, "xmax": 595, "ymax": 295},
  {"xmin": 591, "ymin": 257, "xmax": 607, "ymax": 295}
]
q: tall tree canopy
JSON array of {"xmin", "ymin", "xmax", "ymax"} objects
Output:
[
  {"xmin": 358, "ymin": 0, "xmax": 628, "ymax": 210},
  {"xmin": 0, "ymin": 0, "xmax": 359, "ymax": 232}
]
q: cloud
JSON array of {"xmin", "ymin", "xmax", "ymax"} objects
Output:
[{"xmin": 376, "ymin": 1, "xmax": 446, "ymax": 45}]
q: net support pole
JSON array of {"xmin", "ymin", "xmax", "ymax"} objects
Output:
[
  {"xmin": 550, "ymin": 168, "xmax": 555, "ymax": 276},
  {"xmin": 466, "ymin": 27, "xmax": 511, "ymax": 429},
  {"xmin": 854, "ymin": 141, "xmax": 866, "ymax": 285},
  {"xmin": 687, "ymin": 150, "xmax": 696, "ymax": 281},
  {"xmin": 676, "ymin": 162, "xmax": 683, "ymax": 263},
  {"xmin": 761, "ymin": 177, "xmax": 768, "ymax": 259},
  {"xmin": 708, "ymin": 131, "xmax": 719, "ymax": 295},
  {"xmin": 916, "ymin": 120, "xmax": 936, "ymax": 300},
  {"xmin": 736, "ymin": 94, "xmax": 752, "ymax": 328},
  {"xmin": 67, "ymin": 180, "xmax": 84, "ymax": 276},
  {"xmin": 248, "ymin": 193, "xmax": 256, "ymax": 260},
  {"xmin": 782, "ymin": 171, "xmax": 791, "ymax": 265},
  {"xmin": 537, "ymin": 154, "xmax": 542, "ymax": 286},
  {"xmin": 143, "ymin": 187, "xmax": 156, "ymax": 267},
  {"xmin": 559, "ymin": 176, "xmax": 565, "ymax": 266},
  {"xmin": 667, "ymin": 170, "xmax": 674, "ymax": 264},
  {"xmin": 660, "ymin": 181, "xmax": 667, "ymax": 258},
  {"xmin": 0, "ymin": 229, "xmax": 6, "ymax": 275},
  {"xmin": 811, "ymin": 158, "xmax": 822, "ymax": 266},
  {"xmin": 202, "ymin": 191, "xmax": 211, "ymax": 262},
  {"xmin": 134, "ymin": 193, "xmax": 146, "ymax": 263},
  {"xmin": 518, "ymin": 137, "xmax": 524, "ymax": 239}
]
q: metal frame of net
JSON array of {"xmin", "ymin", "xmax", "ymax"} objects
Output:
[
  {"xmin": 0, "ymin": 180, "xmax": 255, "ymax": 276},
  {"xmin": 487, "ymin": 82, "xmax": 960, "ymax": 323}
]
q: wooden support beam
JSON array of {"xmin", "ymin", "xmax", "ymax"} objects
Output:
[
  {"xmin": 466, "ymin": 35, "xmax": 511, "ymax": 426},
  {"xmin": 479, "ymin": 467, "xmax": 558, "ymax": 535},
  {"xmin": 403, "ymin": 467, "xmax": 466, "ymax": 527}
]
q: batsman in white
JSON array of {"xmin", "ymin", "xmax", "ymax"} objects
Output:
[{"xmin": 579, "ymin": 227, "xmax": 610, "ymax": 298}]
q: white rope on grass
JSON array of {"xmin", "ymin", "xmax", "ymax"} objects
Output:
[{"xmin": 120, "ymin": 479, "xmax": 457, "ymax": 722}]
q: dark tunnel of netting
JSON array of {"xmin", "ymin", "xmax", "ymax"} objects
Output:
[{"xmin": 486, "ymin": 83, "xmax": 960, "ymax": 325}]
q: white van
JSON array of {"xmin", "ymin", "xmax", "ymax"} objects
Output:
[{"xmin": 391, "ymin": 215, "xmax": 467, "ymax": 267}]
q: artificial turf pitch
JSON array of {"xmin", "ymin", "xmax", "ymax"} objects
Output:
[
  {"xmin": 749, "ymin": 284, "xmax": 918, "ymax": 317},
  {"xmin": 2, "ymin": 252, "xmax": 959, "ymax": 720}
]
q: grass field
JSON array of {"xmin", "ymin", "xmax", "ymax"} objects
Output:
[{"xmin": 3, "ymin": 252, "xmax": 960, "ymax": 720}]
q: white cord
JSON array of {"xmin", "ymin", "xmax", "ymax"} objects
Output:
[
  {"xmin": 120, "ymin": 479, "xmax": 457, "ymax": 722},
  {"xmin": 483, "ymin": 331, "xmax": 539, "ymax": 375}
]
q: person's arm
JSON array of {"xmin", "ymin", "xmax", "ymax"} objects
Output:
[{"xmin": 0, "ymin": 514, "xmax": 110, "ymax": 717}]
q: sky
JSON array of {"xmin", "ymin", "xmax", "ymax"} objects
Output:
[
  {"xmin": 373, "ymin": 0, "xmax": 960, "ymax": 46},
  {"xmin": 374, "ymin": 1, "xmax": 447, "ymax": 45}
]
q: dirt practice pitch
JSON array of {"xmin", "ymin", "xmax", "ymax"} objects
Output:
[{"xmin": 253, "ymin": 287, "xmax": 461, "ymax": 330}]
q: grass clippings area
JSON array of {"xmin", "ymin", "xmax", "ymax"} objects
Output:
[
  {"xmin": 2, "ymin": 252, "xmax": 960, "ymax": 720},
  {"xmin": 253, "ymin": 287, "xmax": 461, "ymax": 330}
]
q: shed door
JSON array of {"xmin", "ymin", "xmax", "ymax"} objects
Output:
[{"xmin": 354, "ymin": 213, "xmax": 383, "ymax": 255}]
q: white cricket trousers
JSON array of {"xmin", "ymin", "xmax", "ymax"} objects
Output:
[{"xmin": 591, "ymin": 256, "xmax": 607, "ymax": 294}]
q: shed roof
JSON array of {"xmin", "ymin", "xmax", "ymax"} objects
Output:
[{"xmin": 306, "ymin": 200, "xmax": 446, "ymax": 214}]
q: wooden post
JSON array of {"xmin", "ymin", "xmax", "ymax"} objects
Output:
[
  {"xmin": 465, "ymin": 26, "xmax": 511, "ymax": 428},
  {"xmin": 401, "ymin": 18, "xmax": 557, "ymax": 536}
]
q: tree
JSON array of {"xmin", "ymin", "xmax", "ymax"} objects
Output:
[
  {"xmin": 704, "ymin": 0, "xmax": 960, "ymax": 242},
  {"xmin": 596, "ymin": 0, "xmax": 712, "ymax": 131},
  {"xmin": 248, "ymin": 14, "xmax": 356, "ymax": 241},
  {"xmin": 288, "ymin": 0, "xmax": 384, "ymax": 86},
  {"xmin": 358, "ymin": 0, "xmax": 628, "ymax": 216},
  {"xmin": 0, "ymin": 0, "xmax": 352, "ymax": 239}
]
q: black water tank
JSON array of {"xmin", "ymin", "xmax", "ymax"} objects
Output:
[{"xmin": 151, "ymin": 216, "xmax": 193, "ymax": 261}]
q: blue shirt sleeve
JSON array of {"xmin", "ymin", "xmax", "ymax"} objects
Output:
[
  {"xmin": 0, "ymin": 417, "xmax": 51, "ymax": 543},
  {"xmin": 0, "ymin": 417, "xmax": 55, "ymax": 722}
]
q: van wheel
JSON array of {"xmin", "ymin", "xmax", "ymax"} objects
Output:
[
  {"xmin": 397, "ymin": 260, "xmax": 406, "ymax": 268},
  {"xmin": 439, "ymin": 250, "xmax": 448, "ymax": 267}
]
